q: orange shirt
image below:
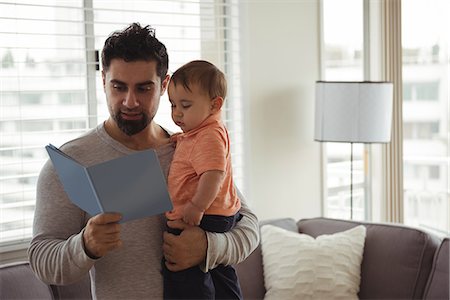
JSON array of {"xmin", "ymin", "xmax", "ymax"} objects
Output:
[{"xmin": 166, "ymin": 113, "xmax": 241, "ymax": 220}]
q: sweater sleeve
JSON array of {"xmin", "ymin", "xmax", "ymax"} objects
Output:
[
  {"xmin": 28, "ymin": 160, "xmax": 96, "ymax": 285},
  {"xmin": 201, "ymin": 189, "xmax": 259, "ymax": 272}
]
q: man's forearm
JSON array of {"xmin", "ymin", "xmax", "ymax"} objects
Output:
[
  {"xmin": 202, "ymin": 199, "xmax": 259, "ymax": 272},
  {"xmin": 29, "ymin": 163, "xmax": 96, "ymax": 285},
  {"xmin": 28, "ymin": 231, "xmax": 95, "ymax": 285}
]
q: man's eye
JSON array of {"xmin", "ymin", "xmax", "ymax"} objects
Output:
[
  {"xmin": 113, "ymin": 84, "xmax": 125, "ymax": 91},
  {"xmin": 138, "ymin": 86, "xmax": 152, "ymax": 92}
]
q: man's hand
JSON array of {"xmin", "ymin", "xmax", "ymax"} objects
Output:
[
  {"xmin": 163, "ymin": 219, "xmax": 207, "ymax": 272},
  {"xmin": 82, "ymin": 213, "xmax": 123, "ymax": 259}
]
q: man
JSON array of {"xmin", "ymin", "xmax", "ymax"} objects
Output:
[{"xmin": 28, "ymin": 23, "xmax": 259, "ymax": 299}]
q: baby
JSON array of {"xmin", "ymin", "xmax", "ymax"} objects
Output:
[{"xmin": 163, "ymin": 60, "xmax": 242, "ymax": 299}]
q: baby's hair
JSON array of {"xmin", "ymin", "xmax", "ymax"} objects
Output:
[{"xmin": 170, "ymin": 60, "xmax": 227, "ymax": 99}]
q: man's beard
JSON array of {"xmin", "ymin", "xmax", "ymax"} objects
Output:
[{"xmin": 114, "ymin": 112, "xmax": 150, "ymax": 136}]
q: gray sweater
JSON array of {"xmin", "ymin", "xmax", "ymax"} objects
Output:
[{"xmin": 28, "ymin": 124, "xmax": 259, "ymax": 299}]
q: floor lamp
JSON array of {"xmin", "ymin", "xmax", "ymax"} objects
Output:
[{"xmin": 314, "ymin": 81, "xmax": 394, "ymax": 220}]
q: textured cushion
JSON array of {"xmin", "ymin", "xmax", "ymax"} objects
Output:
[
  {"xmin": 260, "ymin": 224, "xmax": 366, "ymax": 300},
  {"xmin": 235, "ymin": 218, "xmax": 298, "ymax": 300}
]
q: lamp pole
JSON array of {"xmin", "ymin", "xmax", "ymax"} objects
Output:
[{"xmin": 350, "ymin": 142, "xmax": 353, "ymax": 220}]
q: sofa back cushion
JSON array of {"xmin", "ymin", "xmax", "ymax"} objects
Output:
[
  {"xmin": 50, "ymin": 274, "xmax": 92, "ymax": 300},
  {"xmin": 424, "ymin": 238, "xmax": 449, "ymax": 299},
  {"xmin": 0, "ymin": 261, "xmax": 53, "ymax": 299},
  {"xmin": 298, "ymin": 217, "xmax": 440, "ymax": 299},
  {"xmin": 0, "ymin": 261, "xmax": 92, "ymax": 300}
]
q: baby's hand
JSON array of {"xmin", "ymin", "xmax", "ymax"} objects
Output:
[
  {"xmin": 183, "ymin": 202, "xmax": 204, "ymax": 226},
  {"xmin": 170, "ymin": 132, "xmax": 183, "ymax": 145}
]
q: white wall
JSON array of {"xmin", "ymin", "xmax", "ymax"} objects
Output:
[{"xmin": 240, "ymin": 0, "xmax": 322, "ymax": 221}]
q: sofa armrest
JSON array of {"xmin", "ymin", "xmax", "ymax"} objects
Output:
[{"xmin": 424, "ymin": 238, "xmax": 449, "ymax": 300}]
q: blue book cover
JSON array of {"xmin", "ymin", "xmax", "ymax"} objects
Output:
[{"xmin": 45, "ymin": 144, "xmax": 173, "ymax": 222}]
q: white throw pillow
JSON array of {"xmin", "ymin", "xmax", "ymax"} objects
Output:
[{"xmin": 261, "ymin": 224, "xmax": 366, "ymax": 300}]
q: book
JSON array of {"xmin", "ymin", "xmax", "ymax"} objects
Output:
[{"xmin": 45, "ymin": 144, "xmax": 173, "ymax": 223}]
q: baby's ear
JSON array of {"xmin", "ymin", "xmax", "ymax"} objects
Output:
[{"xmin": 211, "ymin": 96, "xmax": 224, "ymax": 113}]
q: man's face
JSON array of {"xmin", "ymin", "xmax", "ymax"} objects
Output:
[{"xmin": 102, "ymin": 59, "xmax": 168, "ymax": 136}]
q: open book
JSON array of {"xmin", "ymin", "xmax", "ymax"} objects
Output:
[{"xmin": 45, "ymin": 144, "xmax": 173, "ymax": 223}]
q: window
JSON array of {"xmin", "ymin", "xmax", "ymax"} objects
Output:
[
  {"xmin": 403, "ymin": 82, "xmax": 439, "ymax": 101},
  {"xmin": 404, "ymin": 121, "xmax": 440, "ymax": 139},
  {"xmin": 321, "ymin": 0, "xmax": 449, "ymax": 230},
  {"xmin": 321, "ymin": 0, "xmax": 365, "ymax": 220},
  {"xmin": 429, "ymin": 165, "xmax": 440, "ymax": 180},
  {"xmin": 58, "ymin": 91, "xmax": 85, "ymax": 105},
  {"xmin": 402, "ymin": 0, "xmax": 449, "ymax": 235},
  {"xmin": 0, "ymin": 0, "xmax": 243, "ymax": 249}
]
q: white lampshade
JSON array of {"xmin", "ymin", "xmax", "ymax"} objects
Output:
[{"xmin": 314, "ymin": 81, "xmax": 394, "ymax": 143}]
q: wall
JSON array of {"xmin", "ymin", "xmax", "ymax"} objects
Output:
[{"xmin": 240, "ymin": 0, "xmax": 322, "ymax": 220}]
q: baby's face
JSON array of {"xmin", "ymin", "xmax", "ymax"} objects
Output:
[{"xmin": 168, "ymin": 81, "xmax": 214, "ymax": 132}]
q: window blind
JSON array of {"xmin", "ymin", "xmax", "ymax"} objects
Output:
[{"xmin": 0, "ymin": 0, "xmax": 244, "ymax": 249}]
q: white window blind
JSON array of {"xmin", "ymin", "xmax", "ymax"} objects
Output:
[{"xmin": 0, "ymin": 0, "xmax": 244, "ymax": 249}]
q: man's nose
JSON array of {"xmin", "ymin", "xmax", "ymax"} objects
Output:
[{"xmin": 123, "ymin": 91, "xmax": 139, "ymax": 108}]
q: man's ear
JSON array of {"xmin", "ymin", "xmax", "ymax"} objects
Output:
[
  {"xmin": 211, "ymin": 96, "xmax": 224, "ymax": 113},
  {"xmin": 101, "ymin": 70, "xmax": 106, "ymax": 90},
  {"xmin": 161, "ymin": 74, "xmax": 170, "ymax": 95}
]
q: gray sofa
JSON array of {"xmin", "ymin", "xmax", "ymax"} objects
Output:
[
  {"xmin": 236, "ymin": 217, "xmax": 449, "ymax": 300},
  {"xmin": 1, "ymin": 217, "xmax": 448, "ymax": 299}
]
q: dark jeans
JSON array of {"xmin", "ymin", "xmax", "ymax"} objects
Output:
[{"xmin": 163, "ymin": 213, "xmax": 243, "ymax": 299}]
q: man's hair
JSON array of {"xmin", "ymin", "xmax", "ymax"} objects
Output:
[
  {"xmin": 170, "ymin": 60, "xmax": 227, "ymax": 99},
  {"xmin": 101, "ymin": 23, "xmax": 169, "ymax": 80}
]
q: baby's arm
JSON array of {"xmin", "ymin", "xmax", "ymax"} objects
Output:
[{"xmin": 183, "ymin": 170, "xmax": 225, "ymax": 225}]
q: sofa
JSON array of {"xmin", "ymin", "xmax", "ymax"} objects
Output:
[
  {"xmin": 1, "ymin": 217, "xmax": 448, "ymax": 299},
  {"xmin": 235, "ymin": 217, "xmax": 449, "ymax": 300}
]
